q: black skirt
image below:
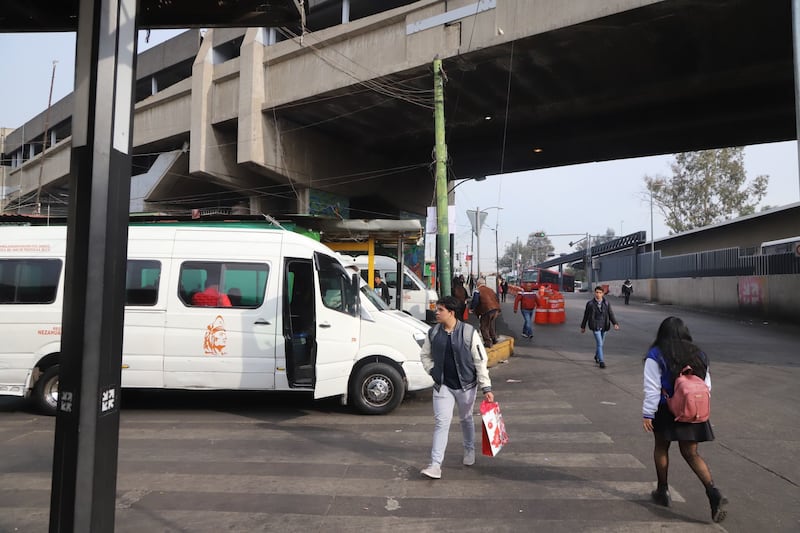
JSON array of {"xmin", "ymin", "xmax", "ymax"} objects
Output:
[{"xmin": 653, "ymin": 402, "xmax": 715, "ymax": 442}]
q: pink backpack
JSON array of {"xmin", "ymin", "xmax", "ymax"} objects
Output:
[{"xmin": 663, "ymin": 365, "xmax": 710, "ymax": 423}]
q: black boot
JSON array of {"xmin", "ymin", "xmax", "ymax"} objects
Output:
[
  {"xmin": 651, "ymin": 484, "xmax": 671, "ymax": 507},
  {"xmin": 706, "ymin": 485, "xmax": 728, "ymax": 523}
]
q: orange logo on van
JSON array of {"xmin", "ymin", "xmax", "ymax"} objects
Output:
[{"xmin": 203, "ymin": 315, "xmax": 227, "ymax": 356}]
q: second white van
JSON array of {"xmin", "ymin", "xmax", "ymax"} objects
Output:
[{"xmin": 354, "ymin": 255, "xmax": 438, "ymax": 323}]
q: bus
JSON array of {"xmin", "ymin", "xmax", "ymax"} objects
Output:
[{"xmin": 520, "ymin": 268, "xmax": 575, "ymax": 292}]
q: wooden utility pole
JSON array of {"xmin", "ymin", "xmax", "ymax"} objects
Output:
[{"xmin": 433, "ymin": 57, "xmax": 451, "ymax": 298}]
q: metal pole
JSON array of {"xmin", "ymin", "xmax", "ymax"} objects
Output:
[
  {"xmin": 494, "ymin": 225, "xmax": 499, "ymax": 280},
  {"xmin": 586, "ymin": 232, "xmax": 592, "ymax": 290},
  {"xmin": 470, "ymin": 232, "xmax": 474, "ymax": 283},
  {"xmin": 793, "ymin": 0, "xmax": 800, "ymax": 196},
  {"xmin": 650, "ymin": 191, "xmax": 655, "ymax": 278},
  {"xmin": 433, "ymin": 58, "xmax": 451, "ymax": 297},
  {"xmin": 476, "ymin": 205, "xmax": 481, "ymax": 279},
  {"xmin": 50, "ymin": 0, "xmax": 137, "ymax": 530},
  {"xmin": 36, "ymin": 60, "xmax": 58, "ymax": 213}
]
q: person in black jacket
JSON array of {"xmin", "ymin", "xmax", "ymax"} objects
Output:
[
  {"xmin": 374, "ymin": 275, "xmax": 391, "ymax": 306},
  {"xmin": 580, "ymin": 286, "xmax": 619, "ymax": 368}
]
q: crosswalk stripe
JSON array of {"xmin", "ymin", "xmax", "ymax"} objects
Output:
[
  {"xmin": 0, "ymin": 474, "xmax": 682, "ymax": 502},
  {"xmin": 114, "ymin": 428, "xmax": 611, "ymax": 445},
  {"xmin": 501, "ymin": 452, "xmax": 646, "ymax": 468}
]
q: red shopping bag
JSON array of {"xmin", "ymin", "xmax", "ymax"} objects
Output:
[{"xmin": 480, "ymin": 400, "xmax": 508, "ymax": 456}]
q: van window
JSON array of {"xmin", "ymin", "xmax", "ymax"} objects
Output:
[
  {"xmin": 0, "ymin": 259, "xmax": 62, "ymax": 304},
  {"xmin": 385, "ymin": 272, "xmax": 419, "ymax": 291},
  {"xmin": 315, "ymin": 252, "xmax": 357, "ymax": 316},
  {"xmin": 179, "ymin": 261, "xmax": 269, "ymax": 308},
  {"xmin": 125, "ymin": 260, "xmax": 161, "ymax": 306}
]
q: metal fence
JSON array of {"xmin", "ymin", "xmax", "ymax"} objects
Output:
[{"xmin": 597, "ymin": 247, "xmax": 800, "ymax": 281}]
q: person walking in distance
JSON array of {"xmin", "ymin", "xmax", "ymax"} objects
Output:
[
  {"xmin": 622, "ymin": 279, "xmax": 633, "ymax": 305},
  {"xmin": 374, "ymin": 274, "xmax": 391, "ymax": 306},
  {"xmin": 419, "ymin": 296, "xmax": 494, "ymax": 479},
  {"xmin": 580, "ymin": 286, "xmax": 619, "ymax": 368},
  {"xmin": 470, "ymin": 278, "xmax": 501, "ymax": 347},
  {"xmin": 500, "ymin": 278, "xmax": 509, "ymax": 303},
  {"xmin": 642, "ymin": 316, "xmax": 727, "ymax": 523},
  {"xmin": 513, "ymin": 286, "xmax": 539, "ymax": 339}
]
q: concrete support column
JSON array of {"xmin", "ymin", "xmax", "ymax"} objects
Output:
[
  {"xmin": 189, "ymin": 30, "xmax": 215, "ymax": 176},
  {"xmin": 239, "ymin": 28, "xmax": 269, "ymax": 170}
]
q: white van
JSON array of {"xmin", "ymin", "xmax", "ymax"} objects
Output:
[
  {"xmin": 354, "ymin": 255, "xmax": 438, "ymax": 323},
  {"xmin": 0, "ymin": 224, "xmax": 433, "ymax": 415}
]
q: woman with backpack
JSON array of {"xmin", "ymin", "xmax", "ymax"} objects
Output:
[{"xmin": 642, "ymin": 316, "xmax": 728, "ymax": 523}]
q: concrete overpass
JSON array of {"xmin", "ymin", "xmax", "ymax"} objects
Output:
[{"xmin": 2, "ymin": 0, "xmax": 796, "ymax": 220}]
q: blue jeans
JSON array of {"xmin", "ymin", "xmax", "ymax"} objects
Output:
[
  {"xmin": 593, "ymin": 330, "xmax": 606, "ymax": 362},
  {"xmin": 430, "ymin": 385, "xmax": 478, "ymax": 466},
  {"xmin": 521, "ymin": 309, "xmax": 534, "ymax": 336}
]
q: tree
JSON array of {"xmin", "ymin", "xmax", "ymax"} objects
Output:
[
  {"xmin": 500, "ymin": 230, "xmax": 554, "ymax": 271},
  {"xmin": 526, "ymin": 230, "xmax": 554, "ymax": 266},
  {"xmin": 644, "ymin": 148, "xmax": 768, "ymax": 234},
  {"xmin": 499, "ymin": 240, "xmax": 525, "ymax": 271},
  {"xmin": 572, "ymin": 228, "xmax": 616, "ymax": 251}
]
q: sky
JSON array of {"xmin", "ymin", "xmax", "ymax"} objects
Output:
[{"xmin": 2, "ymin": 31, "xmax": 799, "ymax": 272}]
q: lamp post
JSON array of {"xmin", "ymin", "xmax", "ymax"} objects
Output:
[
  {"xmin": 446, "ymin": 176, "xmax": 486, "ymax": 292},
  {"xmin": 567, "ymin": 233, "xmax": 594, "ymax": 290}
]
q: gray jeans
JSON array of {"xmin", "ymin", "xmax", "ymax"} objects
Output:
[{"xmin": 429, "ymin": 384, "xmax": 478, "ymax": 466}]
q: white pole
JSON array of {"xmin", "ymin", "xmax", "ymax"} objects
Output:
[{"xmin": 476, "ymin": 205, "xmax": 481, "ymax": 278}]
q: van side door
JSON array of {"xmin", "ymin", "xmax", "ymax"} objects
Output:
[
  {"xmin": 312, "ymin": 252, "xmax": 359, "ymax": 399},
  {"xmin": 163, "ymin": 229, "xmax": 280, "ymax": 390}
]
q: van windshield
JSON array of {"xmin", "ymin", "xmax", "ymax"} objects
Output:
[{"xmin": 361, "ymin": 284, "xmax": 389, "ymax": 310}]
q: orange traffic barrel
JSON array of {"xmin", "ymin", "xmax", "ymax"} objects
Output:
[
  {"xmin": 535, "ymin": 293, "xmax": 550, "ymax": 324},
  {"xmin": 551, "ymin": 295, "xmax": 566, "ymax": 324}
]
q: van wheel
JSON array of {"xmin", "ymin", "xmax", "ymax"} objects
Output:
[
  {"xmin": 351, "ymin": 362, "xmax": 404, "ymax": 415},
  {"xmin": 33, "ymin": 365, "xmax": 59, "ymax": 416}
]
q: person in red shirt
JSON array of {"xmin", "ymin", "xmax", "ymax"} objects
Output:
[
  {"xmin": 191, "ymin": 271, "xmax": 232, "ymax": 307},
  {"xmin": 513, "ymin": 288, "xmax": 540, "ymax": 339}
]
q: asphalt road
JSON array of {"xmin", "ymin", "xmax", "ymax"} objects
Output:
[{"xmin": 0, "ymin": 292, "xmax": 798, "ymax": 532}]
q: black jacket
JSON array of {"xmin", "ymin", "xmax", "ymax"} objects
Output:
[{"xmin": 581, "ymin": 297, "xmax": 618, "ymax": 332}]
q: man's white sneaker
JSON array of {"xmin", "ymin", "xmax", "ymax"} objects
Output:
[
  {"xmin": 463, "ymin": 449, "xmax": 475, "ymax": 466},
  {"xmin": 421, "ymin": 464, "xmax": 442, "ymax": 479}
]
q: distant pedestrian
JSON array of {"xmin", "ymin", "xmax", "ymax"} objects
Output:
[
  {"xmin": 419, "ymin": 296, "xmax": 494, "ymax": 479},
  {"xmin": 470, "ymin": 278, "xmax": 501, "ymax": 347},
  {"xmin": 513, "ymin": 287, "xmax": 539, "ymax": 339},
  {"xmin": 622, "ymin": 279, "xmax": 633, "ymax": 305},
  {"xmin": 580, "ymin": 286, "xmax": 619, "ymax": 368},
  {"xmin": 374, "ymin": 274, "xmax": 391, "ymax": 306},
  {"xmin": 642, "ymin": 316, "xmax": 727, "ymax": 523},
  {"xmin": 500, "ymin": 278, "xmax": 509, "ymax": 303}
]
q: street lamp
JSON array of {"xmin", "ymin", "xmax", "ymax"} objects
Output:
[
  {"xmin": 448, "ymin": 176, "xmax": 486, "ymax": 195},
  {"xmin": 441, "ymin": 176, "xmax": 486, "ymax": 296},
  {"xmin": 568, "ymin": 233, "xmax": 594, "ymax": 290}
]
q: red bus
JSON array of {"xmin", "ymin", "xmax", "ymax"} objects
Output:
[{"xmin": 520, "ymin": 268, "xmax": 575, "ymax": 292}]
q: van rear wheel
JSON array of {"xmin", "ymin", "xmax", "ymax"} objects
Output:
[
  {"xmin": 33, "ymin": 365, "xmax": 59, "ymax": 416},
  {"xmin": 351, "ymin": 362, "xmax": 404, "ymax": 415}
]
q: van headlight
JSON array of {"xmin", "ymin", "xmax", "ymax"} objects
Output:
[{"xmin": 413, "ymin": 331, "xmax": 426, "ymax": 347}]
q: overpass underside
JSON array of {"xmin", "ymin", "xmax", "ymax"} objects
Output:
[{"xmin": 4, "ymin": 0, "xmax": 794, "ymax": 220}]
